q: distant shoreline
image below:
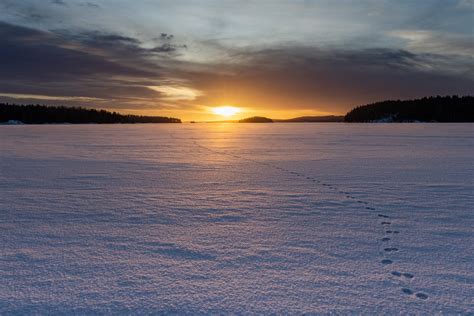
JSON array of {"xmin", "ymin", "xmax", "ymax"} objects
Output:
[
  {"xmin": 3, "ymin": 121, "xmax": 473, "ymax": 126},
  {"xmin": 0, "ymin": 104, "xmax": 181, "ymax": 124},
  {"xmin": 1, "ymin": 96, "xmax": 473, "ymax": 124}
]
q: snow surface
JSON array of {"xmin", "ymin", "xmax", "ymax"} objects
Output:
[{"xmin": 0, "ymin": 123, "xmax": 473, "ymax": 314}]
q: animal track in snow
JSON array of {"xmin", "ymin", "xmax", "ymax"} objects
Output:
[
  {"xmin": 416, "ymin": 293, "xmax": 429, "ymax": 300},
  {"xmin": 186, "ymin": 137, "xmax": 432, "ymax": 304},
  {"xmin": 402, "ymin": 288, "xmax": 413, "ymax": 295},
  {"xmin": 389, "ymin": 270, "xmax": 415, "ymax": 280},
  {"xmin": 401, "ymin": 289, "xmax": 429, "ymax": 300},
  {"xmin": 262, "ymin": 153, "xmax": 429, "ymax": 303}
]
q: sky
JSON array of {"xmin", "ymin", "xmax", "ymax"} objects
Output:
[{"xmin": 0, "ymin": 0, "xmax": 473, "ymax": 121}]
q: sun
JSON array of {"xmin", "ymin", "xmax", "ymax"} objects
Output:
[{"xmin": 212, "ymin": 106, "xmax": 241, "ymax": 117}]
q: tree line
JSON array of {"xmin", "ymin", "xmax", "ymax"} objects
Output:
[
  {"xmin": 0, "ymin": 103, "xmax": 181, "ymax": 124},
  {"xmin": 344, "ymin": 96, "xmax": 473, "ymax": 122}
]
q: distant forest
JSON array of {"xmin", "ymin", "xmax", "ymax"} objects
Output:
[
  {"xmin": 344, "ymin": 96, "xmax": 474, "ymax": 122},
  {"xmin": 0, "ymin": 104, "xmax": 181, "ymax": 124}
]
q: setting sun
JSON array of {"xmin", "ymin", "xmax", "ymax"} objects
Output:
[{"xmin": 212, "ymin": 106, "xmax": 241, "ymax": 117}]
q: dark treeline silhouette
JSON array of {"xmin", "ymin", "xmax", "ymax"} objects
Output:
[
  {"xmin": 344, "ymin": 96, "xmax": 474, "ymax": 122},
  {"xmin": 239, "ymin": 116, "xmax": 274, "ymax": 123},
  {"xmin": 0, "ymin": 103, "xmax": 181, "ymax": 124}
]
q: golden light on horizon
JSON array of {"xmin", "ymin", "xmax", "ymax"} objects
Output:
[{"xmin": 212, "ymin": 106, "xmax": 241, "ymax": 117}]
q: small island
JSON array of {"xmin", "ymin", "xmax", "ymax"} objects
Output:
[
  {"xmin": 239, "ymin": 116, "xmax": 274, "ymax": 123},
  {"xmin": 0, "ymin": 103, "xmax": 181, "ymax": 124},
  {"xmin": 278, "ymin": 116, "xmax": 344, "ymax": 123}
]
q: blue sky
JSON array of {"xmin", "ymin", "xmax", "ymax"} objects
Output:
[{"xmin": 0, "ymin": 0, "xmax": 472, "ymax": 119}]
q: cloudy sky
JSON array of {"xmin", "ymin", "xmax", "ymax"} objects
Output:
[{"xmin": 0, "ymin": 0, "xmax": 472, "ymax": 120}]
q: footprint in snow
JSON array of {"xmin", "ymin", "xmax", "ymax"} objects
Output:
[
  {"xmin": 381, "ymin": 222, "xmax": 391, "ymax": 225},
  {"xmin": 386, "ymin": 230, "xmax": 400, "ymax": 234},
  {"xmin": 402, "ymin": 288, "xmax": 414, "ymax": 295},
  {"xmin": 401, "ymin": 289, "xmax": 429, "ymax": 300},
  {"xmin": 381, "ymin": 259, "xmax": 393, "ymax": 265},
  {"xmin": 366, "ymin": 207, "xmax": 375, "ymax": 210},
  {"xmin": 416, "ymin": 293, "xmax": 429, "ymax": 300},
  {"xmin": 382, "ymin": 237, "xmax": 391, "ymax": 241},
  {"xmin": 384, "ymin": 247, "xmax": 399, "ymax": 252},
  {"xmin": 378, "ymin": 214, "xmax": 389, "ymax": 218},
  {"xmin": 393, "ymin": 272, "xmax": 414, "ymax": 279}
]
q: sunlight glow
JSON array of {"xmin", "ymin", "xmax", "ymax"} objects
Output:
[{"xmin": 212, "ymin": 106, "xmax": 241, "ymax": 117}]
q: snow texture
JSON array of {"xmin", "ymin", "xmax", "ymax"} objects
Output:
[{"xmin": 1, "ymin": 123, "xmax": 473, "ymax": 314}]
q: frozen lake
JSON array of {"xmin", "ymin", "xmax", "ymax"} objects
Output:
[{"xmin": 1, "ymin": 123, "xmax": 473, "ymax": 314}]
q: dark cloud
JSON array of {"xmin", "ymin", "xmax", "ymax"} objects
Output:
[
  {"xmin": 0, "ymin": 22, "xmax": 155, "ymax": 80},
  {"xmin": 160, "ymin": 33, "xmax": 174, "ymax": 40},
  {"xmin": 61, "ymin": 30, "xmax": 143, "ymax": 51},
  {"xmin": 27, "ymin": 13, "xmax": 47, "ymax": 21},
  {"xmin": 0, "ymin": 21, "xmax": 189, "ymax": 81},
  {"xmin": 0, "ymin": 21, "xmax": 49, "ymax": 40},
  {"xmin": 150, "ymin": 43, "xmax": 187, "ymax": 53},
  {"xmin": 0, "ymin": 21, "xmax": 163, "ymax": 104},
  {"xmin": 55, "ymin": 28, "xmax": 186, "ymax": 58},
  {"xmin": 151, "ymin": 44, "xmax": 176, "ymax": 53},
  {"xmin": 83, "ymin": 33, "xmax": 141, "ymax": 45},
  {"xmin": 51, "ymin": 0, "xmax": 66, "ymax": 6},
  {"xmin": 80, "ymin": 2, "xmax": 100, "ymax": 9}
]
